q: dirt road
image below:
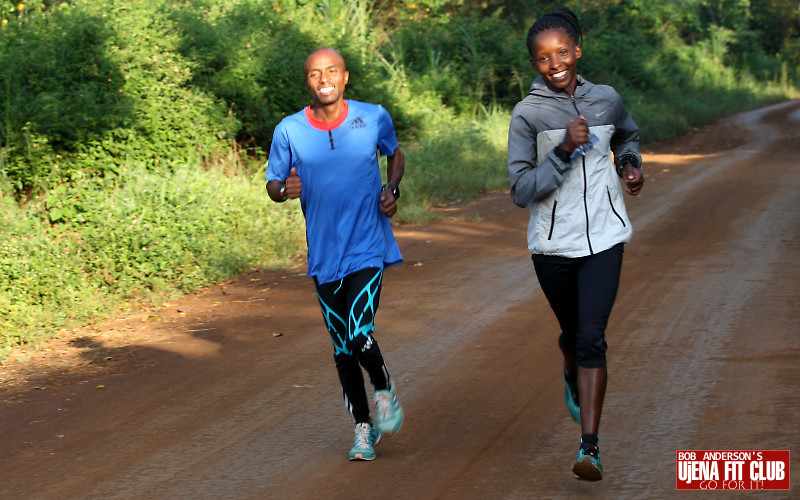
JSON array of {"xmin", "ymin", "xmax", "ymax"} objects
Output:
[{"xmin": 1, "ymin": 100, "xmax": 798, "ymax": 499}]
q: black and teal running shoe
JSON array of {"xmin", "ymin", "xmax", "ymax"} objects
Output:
[{"xmin": 572, "ymin": 444, "xmax": 603, "ymax": 480}]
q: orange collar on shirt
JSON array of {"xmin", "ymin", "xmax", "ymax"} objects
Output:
[{"xmin": 305, "ymin": 101, "xmax": 349, "ymax": 131}]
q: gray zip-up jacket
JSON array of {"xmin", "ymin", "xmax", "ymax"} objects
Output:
[{"xmin": 507, "ymin": 75, "xmax": 641, "ymax": 257}]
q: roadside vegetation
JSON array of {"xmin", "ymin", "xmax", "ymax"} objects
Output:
[{"xmin": 1, "ymin": 0, "xmax": 798, "ymax": 355}]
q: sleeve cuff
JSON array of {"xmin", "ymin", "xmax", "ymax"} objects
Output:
[
  {"xmin": 553, "ymin": 146, "xmax": 571, "ymax": 163},
  {"xmin": 616, "ymin": 154, "xmax": 640, "ymax": 176}
]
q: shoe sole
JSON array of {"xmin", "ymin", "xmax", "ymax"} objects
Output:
[
  {"xmin": 349, "ymin": 453, "xmax": 376, "ymax": 461},
  {"xmin": 572, "ymin": 457, "xmax": 603, "ymax": 481}
]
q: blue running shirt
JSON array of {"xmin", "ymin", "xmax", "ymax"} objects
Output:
[{"xmin": 266, "ymin": 100, "xmax": 403, "ymax": 285}]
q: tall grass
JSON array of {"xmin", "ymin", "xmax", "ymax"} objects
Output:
[
  {"xmin": 398, "ymin": 107, "xmax": 509, "ymax": 219},
  {"xmin": 0, "ymin": 164, "xmax": 305, "ymax": 358}
]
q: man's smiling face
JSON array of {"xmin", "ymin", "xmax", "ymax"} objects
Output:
[{"xmin": 304, "ymin": 48, "xmax": 349, "ymax": 107}]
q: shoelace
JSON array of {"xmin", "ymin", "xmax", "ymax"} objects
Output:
[
  {"xmin": 354, "ymin": 424, "xmax": 372, "ymax": 449},
  {"xmin": 375, "ymin": 392, "xmax": 393, "ymax": 419}
]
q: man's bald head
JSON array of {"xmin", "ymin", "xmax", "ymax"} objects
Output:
[{"xmin": 304, "ymin": 47, "xmax": 346, "ymax": 74}]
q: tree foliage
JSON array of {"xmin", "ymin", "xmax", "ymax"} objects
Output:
[{"xmin": 1, "ymin": 0, "xmax": 798, "ymax": 196}]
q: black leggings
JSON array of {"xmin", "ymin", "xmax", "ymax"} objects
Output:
[
  {"xmin": 532, "ymin": 244, "xmax": 624, "ymax": 369},
  {"xmin": 314, "ymin": 267, "xmax": 391, "ymax": 424}
]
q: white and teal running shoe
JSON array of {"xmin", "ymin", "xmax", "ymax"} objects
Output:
[
  {"xmin": 374, "ymin": 385, "xmax": 404, "ymax": 435},
  {"xmin": 349, "ymin": 422, "xmax": 381, "ymax": 461}
]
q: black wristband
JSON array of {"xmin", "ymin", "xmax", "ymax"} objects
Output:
[
  {"xmin": 616, "ymin": 154, "xmax": 640, "ymax": 176},
  {"xmin": 383, "ymin": 183, "xmax": 400, "ymax": 200},
  {"xmin": 553, "ymin": 146, "xmax": 571, "ymax": 163}
]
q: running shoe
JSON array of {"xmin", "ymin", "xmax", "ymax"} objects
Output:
[
  {"xmin": 572, "ymin": 444, "xmax": 603, "ymax": 480},
  {"xmin": 374, "ymin": 385, "xmax": 404, "ymax": 435},
  {"xmin": 349, "ymin": 422, "xmax": 381, "ymax": 461},
  {"xmin": 563, "ymin": 369, "xmax": 580, "ymax": 423}
]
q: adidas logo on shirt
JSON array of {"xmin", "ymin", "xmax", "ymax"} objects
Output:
[{"xmin": 350, "ymin": 117, "xmax": 367, "ymax": 129}]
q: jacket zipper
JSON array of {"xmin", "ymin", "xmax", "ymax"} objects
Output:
[
  {"xmin": 606, "ymin": 187, "xmax": 626, "ymax": 226},
  {"xmin": 570, "ymin": 95, "xmax": 593, "ymax": 255},
  {"xmin": 547, "ymin": 200, "xmax": 557, "ymax": 240}
]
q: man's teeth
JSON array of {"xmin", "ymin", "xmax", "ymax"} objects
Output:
[
  {"xmin": 320, "ymin": 86, "xmax": 334, "ymax": 94},
  {"xmin": 553, "ymin": 70, "xmax": 567, "ymax": 79}
]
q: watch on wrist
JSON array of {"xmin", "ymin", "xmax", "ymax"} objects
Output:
[
  {"xmin": 383, "ymin": 183, "xmax": 400, "ymax": 200},
  {"xmin": 616, "ymin": 154, "xmax": 639, "ymax": 176},
  {"xmin": 553, "ymin": 146, "xmax": 571, "ymax": 163},
  {"xmin": 279, "ymin": 182, "xmax": 288, "ymax": 201}
]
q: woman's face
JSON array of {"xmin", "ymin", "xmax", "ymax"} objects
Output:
[{"xmin": 531, "ymin": 28, "xmax": 582, "ymax": 95}]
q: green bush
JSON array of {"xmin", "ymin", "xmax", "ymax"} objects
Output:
[
  {"xmin": 0, "ymin": 163, "xmax": 305, "ymax": 355},
  {"xmin": 170, "ymin": 1, "xmax": 317, "ymax": 152},
  {"xmin": 0, "ymin": 0, "xmax": 238, "ymax": 193},
  {"xmin": 381, "ymin": 11, "xmax": 526, "ymax": 115},
  {"xmin": 400, "ymin": 107, "xmax": 509, "ymax": 214}
]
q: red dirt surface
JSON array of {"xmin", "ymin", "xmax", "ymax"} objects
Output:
[{"xmin": 1, "ymin": 100, "xmax": 798, "ymax": 498}]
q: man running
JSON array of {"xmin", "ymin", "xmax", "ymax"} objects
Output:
[{"xmin": 266, "ymin": 47, "xmax": 405, "ymax": 461}]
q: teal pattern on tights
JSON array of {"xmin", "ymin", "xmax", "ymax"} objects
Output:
[{"xmin": 318, "ymin": 270, "xmax": 383, "ymax": 356}]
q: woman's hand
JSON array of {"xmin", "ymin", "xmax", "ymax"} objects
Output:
[
  {"xmin": 621, "ymin": 164, "xmax": 644, "ymax": 196},
  {"xmin": 559, "ymin": 115, "xmax": 590, "ymax": 153}
]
